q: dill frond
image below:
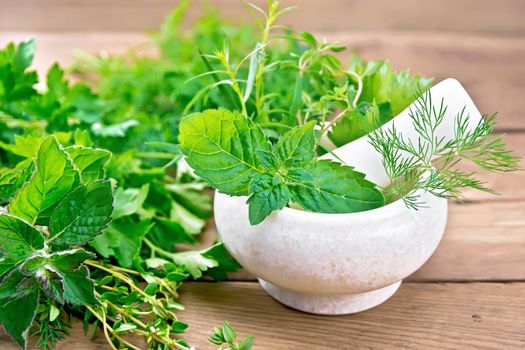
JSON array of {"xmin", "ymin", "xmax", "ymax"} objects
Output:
[{"xmin": 369, "ymin": 91, "xmax": 521, "ymax": 208}]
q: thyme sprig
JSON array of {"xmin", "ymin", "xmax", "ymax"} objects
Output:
[{"xmin": 369, "ymin": 91, "xmax": 521, "ymax": 208}]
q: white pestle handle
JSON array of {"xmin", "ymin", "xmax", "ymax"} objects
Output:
[{"xmin": 320, "ymin": 78, "xmax": 485, "ymax": 186}]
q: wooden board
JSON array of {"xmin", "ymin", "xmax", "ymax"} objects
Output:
[
  {"xmin": 2, "ymin": 282, "xmax": 524, "ymax": 350},
  {"xmin": 1, "ymin": 0, "xmax": 524, "ymax": 35}
]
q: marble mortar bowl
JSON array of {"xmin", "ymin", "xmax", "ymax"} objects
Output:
[{"xmin": 213, "ymin": 79, "xmax": 484, "ymax": 315}]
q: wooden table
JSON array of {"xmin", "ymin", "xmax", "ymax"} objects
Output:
[{"xmin": 1, "ymin": 1, "xmax": 524, "ymax": 349}]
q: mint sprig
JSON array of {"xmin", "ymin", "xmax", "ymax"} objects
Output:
[{"xmin": 179, "ymin": 109, "xmax": 385, "ymax": 224}]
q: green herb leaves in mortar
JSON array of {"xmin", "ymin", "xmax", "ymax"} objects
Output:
[
  {"xmin": 179, "ymin": 109, "xmax": 384, "ymax": 224},
  {"xmin": 178, "ymin": 108, "xmax": 270, "ymax": 196}
]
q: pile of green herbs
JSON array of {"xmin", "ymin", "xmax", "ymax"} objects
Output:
[{"xmin": 0, "ymin": 1, "xmax": 258, "ymax": 349}]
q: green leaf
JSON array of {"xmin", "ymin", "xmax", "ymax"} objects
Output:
[
  {"xmin": 66, "ymin": 146, "xmax": 111, "ymax": 183},
  {"xmin": 18, "ymin": 249, "xmax": 95, "ymax": 304},
  {"xmin": 0, "ymin": 134, "xmax": 43, "ymax": 158},
  {"xmin": 0, "ymin": 159, "xmax": 34, "ymax": 202},
  {"xmin": 178, "ymin": 108, "xmax": 270, "ymax": 196},
  {"xmin": 247, "ymin": 173, "xmax": 291, "ymax": 225},
  {"xmin": 13, "ymin": 39, "xmax": 36, "ymax": 72},
  {"xmin": 0, "ymin": 268, "xmax": 29, "ymax": 299},
  {"xmin": 288, "ymin": 160, "xmax": 384, "ymax": 213},
  {"xmin": 90, "ymin": 220, "xmax": 152, "ymax": 268},
  {"xmin": 239, "ymin": 336, "xmax": 255, "ymax": 350},
  {"xmin": 170, "ymin": 250, "xmax": 219, "ymax": 279},
  {"xmin": 165, "ymin": 182, "xmax": 212, "ymax": 218},
  {"xmin": 201, "ymin": 243, "xmax": 241, "ymax": 280},
  {"xmin": 149, "ymin": 217, "xmax": 198, "ymax": 250},
  {"xmin": 112, "ymin": 184, "xmax": 149, "ymax": 220},
  {"xmin": 73, "ymin": 129, "xmax": 94, "ymax": 147},
  {"xmin": 328, "ymin": 101, "xmax": 391, "ymax": 147},
  {"xmin": 170, "ymin": 201, "xmax": 205, "ymax": 235},
  {"xmin": 49, "ymin": 248, "xmax": 95, "ymax": 271},
  {"xmin": 48, "ymin": 180, "xmax": 113, "ymax": 246},
  {"xmin": 0, "ymin": 290, "xmax": 38, "ymax": 348},
  {"xmin": 8, "ymin": 135, "xmax": 78, "ymax": 224},
  {"xmin": 170, "ymin": 320, "xmax": 189, "ymax": 334},
  {"xmin": 274, "ymin": 121, "xmax": 316, "ymax": 167},
  {"xmin": 58, "ymin": 265, "xmax": 98, "ymax": 305},
  {"xmin": 0, "ymin": 214, "xmax": 44, "ymax": 262},
  {"xmin": 300, "ymin": 31, "xmax": 317, "ymax": 47},
  {"xmin": 357, "ymin": 60, "xmax": 432, "ymax": 116},
  {"xmin": 0, "ymin": 257, "xmax": 16, "ymax": 279},
  {"xmin": 49, "ymin": 304, "xmax": 60, "ymax": 322},
  {"xmin": 222, "ymin": 321, "xmax": 236, "ymax": 343}
]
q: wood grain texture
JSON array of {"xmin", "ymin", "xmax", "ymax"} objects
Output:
[
  {"xmin": 177, "ymin": 282, "xmax": 525, "ymax": 350},
  {"xmin": 1, "ymin": 31, "xmax": 523, "ymax": 130},
  {"xmin": 1, "ymin": 0, "xmax": 525, "ymax": 35},
  {"xmin": 2, "ymin": 282, "xmax": 524, "ymax": 350}
]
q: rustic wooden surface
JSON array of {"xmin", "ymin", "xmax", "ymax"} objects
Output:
[{"xmin": 1, "ymin": 0, "xmax": 524, "ymax": 349}]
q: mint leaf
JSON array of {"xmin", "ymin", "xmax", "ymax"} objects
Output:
[
  {"xmin": 288, "ymin": 160, "xmax": 384, "ymax": 213},
  {"xmin": 18, "ymin": 249, "xmax": 95, "ymax": 304},
  {"xmin": 0, "ymin": 159, "xmax": 34, "ymax": 202},
  {"xmin": 274, "ymin": 121, "xmax": 316, "ymax": 167},
  {"xmin": 8, "ymin": 135, "xmax": 78, "ymax": 224},
  {"xmin": 66, "ymin": 146, "xmax": 111, "ymax": 183},
  {"xmin": 247, "ymin": 173, "xmax": 291, "ymax": 225},
  {"xmin": 49, "ymin": 249, "xmax": 95, "ymax": 271},
  {"xmin": 58, "ymin": 265, "xmax": 98, "ymax": 305},
  {"xmin": 178, "ymin": 108, "xmax": 270, "ymax": 195},
  {"xmin": 0, "ymin": 290, "xmax": 39, "ymax": 348},
  {"xmin": 91, "ymin": 220, "xmax": 152, "ymax": 268},
  {"xmin": 112, "ymin": 184, "xmax": 149, "ymax": 220},
  {"xmin": 48, "ymin": 180, "xmax": 113, "ymax": 246},
  {"xmin": 0, "ymin": 268, "xmax": 29, "ymax": 299},
  {"xmin": 0, "ymin": 257, "xmax": 16, "ymax": 279},
  {"xmin": 0, "ymin": 214, "xmax": 44, "ymax": 262}
]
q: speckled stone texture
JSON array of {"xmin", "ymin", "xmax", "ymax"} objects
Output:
[{"xmin": 213, "ymin": 79, "xmax": 483, "ymax": 315}]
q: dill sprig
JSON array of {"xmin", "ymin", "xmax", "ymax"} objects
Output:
[{"xmin": 369, "ymin": 90, "xmax": 521, "ymax": 208}]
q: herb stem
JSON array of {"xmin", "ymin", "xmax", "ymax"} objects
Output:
[{"xmin": 344, "ymin": 70, "xmax": 363, "ymax": 108}]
